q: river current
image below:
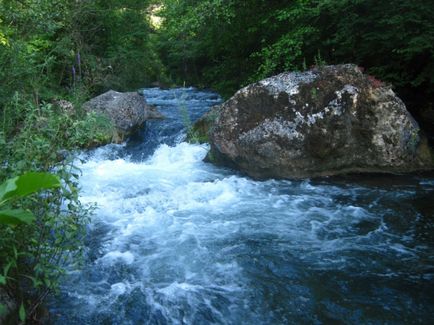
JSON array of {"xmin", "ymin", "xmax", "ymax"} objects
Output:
[{"xmin": 49, "ymin": 88, "xmax": 434, "ymax": 324}]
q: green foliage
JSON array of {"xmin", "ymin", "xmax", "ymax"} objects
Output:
[
  {"xmin": 177, "ymin": 96, "xmax": 200, "ymax": 143},
  {"xmin": 19, "ymin": 303, "xmax": 25, "ymax": 322},
  {"xmin": 0, "ymin": 209, "xmax": 35, "ymax": 227},
  {"xmin": 157, "ymin": 0, "xmax": 434, "ymax": 110},
  {"xmin": 2, "ymin": 94, "xmax": 114, "ymax": 161},
  {"xmin": 71, "ymin": 112, "xmax": 114, "ymax": 148},
  {"xmin": 0, "ymin": 0, "xmax": 168, "ymax": 321},
  {"xmin": 313, "ymin": 50, "xmax": 327, "ymax": 68},
  {"xmin": 67, "ymin": 0, "xmax": 167, "ymax": 92},
  {"xmin": 0, "ymin": 172, "xmax": 61, "ymax": 206},
  {"xmin": 187, "ymin": 108, "xmax": 220, "ymax": 144},
  {"xmin": 0, "ymin": 161, "xmax": 90, "ymax": 322},
  {"xmin": 0, "ymin": 0, "xmax": 166, "ymax": 110},
  {"xmin": 0, "ymin": 96, "xmax": 98, "ymax": 321},
  {"xmin": 157, "ymin": 0, "xmax": 317, "ymax": 95},
  {"xmin": 0, "ymin": 172, "xmax": 61, "ymax": 226},
  {"xmin": 157, "ymin": 0, "xmax": 276, "ymax": 96}
]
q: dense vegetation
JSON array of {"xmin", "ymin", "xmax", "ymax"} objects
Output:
[
  {"xmin": 1, "ymin": 0, "xmax": 433, "ymax": 322},
  {"xmin": 0, "ymin": 0, "xmax": 163, "ymax": 322},
  {"xmin": 158, "ymin": 0, "xmax": 434, "ymax": 135}
]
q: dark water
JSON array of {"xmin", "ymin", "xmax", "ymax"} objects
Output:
[{"xmin": 49, "ymin": 88, "xmax": 434, "ymax": 324}]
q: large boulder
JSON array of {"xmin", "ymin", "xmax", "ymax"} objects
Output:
[
  {"xmin": 83, "ymin": 90, "xmax": 163, "ymax": 142},
  {"xmin": 206, "ymin": 64, "xmax": 433, "ymax": 179}
]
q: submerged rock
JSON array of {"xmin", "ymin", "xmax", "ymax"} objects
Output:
[
  {"xmin": 205, "ymin": 64, "xmax": 433, "ymax": 179},
  {"xmin": 83, "ymin": 90, "xmax": 164, "ymax": 142}
]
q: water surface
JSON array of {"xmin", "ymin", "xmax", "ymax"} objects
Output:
[{"xmin": 49, "ymin": 88, "xmax": 434, "ymax": 324}]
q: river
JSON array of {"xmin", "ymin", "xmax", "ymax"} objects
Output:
[{"xmin": 49, "ymin": 87, "xmax": 434, "ymax": 324}]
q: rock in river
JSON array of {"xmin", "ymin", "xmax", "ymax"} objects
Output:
[
  {"xmin": 206, "ymin": 64, "xmax": 433, "ymax": 179},
  {"xmin": 83, "ymin": 90, "xmax": 164, "ymax": 142}
]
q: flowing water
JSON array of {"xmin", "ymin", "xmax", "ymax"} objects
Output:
[{"xmin": 49, "ymin": 88, "xmax": 434, "ymax": 324}]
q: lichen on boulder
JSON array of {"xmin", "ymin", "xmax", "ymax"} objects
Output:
[{"xmin": 204, "ymin": 64, "xmax": 433, "ymax": 179}]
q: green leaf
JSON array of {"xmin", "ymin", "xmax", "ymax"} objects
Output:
[
  {"xmin": 0, "ymin": 275, "xmax": 6, "ymax": 285},
  {"xmin": 0, "ymin": 172, "xmax": 61, "ymax": 205},
  {"xmin": 0, "ymin": 178, "xmax": 18, "ymax": 205},
  {"xmin": 0, "ymin": 209, "xmax": 35, "ymax": 225},
  {"xmin": 19, "ymin": 303, "xmax": 26, "ymax": 322}
]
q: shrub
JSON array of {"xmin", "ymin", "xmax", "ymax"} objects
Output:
[{"xmin": 0, "ymin": 95, "xmax": 99, "ymax": 322}]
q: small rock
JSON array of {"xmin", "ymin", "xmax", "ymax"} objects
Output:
[
  {"xmin": 83, "ymin": 90, "xmax": 164, "ymax": 143},
  {"xmin": 52, "ymin": 99, "xmax": 75, "ymax": 115}
]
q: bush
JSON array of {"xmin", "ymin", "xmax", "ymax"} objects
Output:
[
  {"xmin": 0, "ymin": 94, "xmax": 113, "ymax": 321},
  {"xmin": 0, "ymin": 0, "xmax": 163, "ymax": 321}
]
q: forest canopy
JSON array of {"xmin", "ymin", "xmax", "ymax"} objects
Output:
[
  {"xmin": 1, "ymin": 0, "xmax": 433, "ymax": 108},
  {"xmin": 157, "ymin": 0, "xmax": 434, "ymax": 123}
]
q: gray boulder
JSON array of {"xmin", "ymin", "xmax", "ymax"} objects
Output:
[
  {"xmin": 83, "ymin": 90, "xmax": 163, "ymax": 142},
  {"xmin": 207, "ymin": 64, "xmax": 433, "ymax": 179}
]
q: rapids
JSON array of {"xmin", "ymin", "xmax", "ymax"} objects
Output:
[{"xmin": 49, "ymin": 88, "xmax": 434, "ymax": 324}]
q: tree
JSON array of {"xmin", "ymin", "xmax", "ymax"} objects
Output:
[{"xmin": 157, "ymin": 0, "xmax": 434, "ymax": 128}]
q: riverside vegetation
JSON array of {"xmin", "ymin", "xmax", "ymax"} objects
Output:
[
  {"xmin": 1, "ymin": 0, "xmax": 433, "ymax": 323},
  {"xmin": 0, "ymin": 0, "xmax": 164, "ymax": 322}
]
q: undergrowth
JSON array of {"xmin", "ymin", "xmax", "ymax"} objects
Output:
[{"xmin": 0, "ymin": 91, "xmax": 114, "ymax": 323}]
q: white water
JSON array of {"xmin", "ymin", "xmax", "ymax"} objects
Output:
[{"xmin": 50, "ymin": 88, "xmax": 434, "ymax": 324}]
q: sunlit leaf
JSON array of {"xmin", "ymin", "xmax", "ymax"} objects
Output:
[{"xmin": 0, "ymin": 172, "xmax": 61, "ymax": 205}]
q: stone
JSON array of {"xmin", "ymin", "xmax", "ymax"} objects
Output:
[
  {"xmin": 52, "ymin": 99, "xmax": 75, "ymax": 115},
  {"xmin": 83, "ymin": 90, "xmax": 164, "ymax": 142},
  {"xmin": 205, "ymin": 64, "xmax": 433, "ymax": 179}
]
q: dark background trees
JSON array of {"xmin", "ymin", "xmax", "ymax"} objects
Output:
[
  {"xmin": 157, "ymin": 0, "xmax": 434, "ymax": 137},
  {"xmin": 2, "ymin": 0, "xmax": 433, "ymax": 116}
]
